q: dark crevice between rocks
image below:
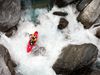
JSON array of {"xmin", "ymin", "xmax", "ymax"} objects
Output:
[{"xmin": 5, "ymin": 25, "xmax": 17, "ymax": 37}]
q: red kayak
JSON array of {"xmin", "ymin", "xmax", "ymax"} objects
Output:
[{"xmin": 27, "ymin": 31, "xmax": 38, "ymax": 53}]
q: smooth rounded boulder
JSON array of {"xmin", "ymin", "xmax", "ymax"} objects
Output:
[
  {"xmin": 53, "ymin": 43, "xmax": 98, "ymax": 74},
  {"xmin": 0, "ymin": 0, "xmax": 21, "ymax": 32}
]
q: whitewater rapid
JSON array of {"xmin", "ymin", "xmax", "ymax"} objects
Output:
[{"xmin": 0, "ymin": 5, "xmax": 100, "ymax": 75}]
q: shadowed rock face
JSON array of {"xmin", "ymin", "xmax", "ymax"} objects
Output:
[
  {"xmin": 0, "ymin": 0, "xmax": 21, "ymax": 32},
  {"xmin": 53, "ymin": 43, "xmax": 98, "ymax": 74},
  {"xmin": 77, "ymin": 0, "xmax": 100, "ymax": 29},
  {"xmin": 0, "ymin": 44, "xmax": 16, "ymax": 75}
]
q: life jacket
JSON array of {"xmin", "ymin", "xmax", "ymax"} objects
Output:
[{"xmin": 30, "ymin": 31, "xmax": 38, "ymax": 45}]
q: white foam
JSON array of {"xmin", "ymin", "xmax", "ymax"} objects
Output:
[{"xmin": 0, "ymin": 5, "xmax": 100, "ymax": 75}]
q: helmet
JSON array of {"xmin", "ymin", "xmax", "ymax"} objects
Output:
[{"xmin": 34, "ymin": 31, "xmax": 38, "ymax": 38}]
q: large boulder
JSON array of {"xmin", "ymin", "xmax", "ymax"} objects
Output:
[
  {"xmin": 0, "ymin": 0, "xmax": 21, "ymax": 32},
  {"xmin": 53, "ymin": 43, "xmax": 98, "ymax": 74},
  {"xmin": 77, "ymin": 0, "xmax": 100, "ymax": 29},
  {"xmin": 58, "ymin": 18, "xmax": 69, "ymax": 30},
  {"xmin": 0, "ymin": 44, "xmax": 16, "ymax": 75},
  {"xmin": 76, "ymin": 0, "xmax": 93, "ymax": 11}
]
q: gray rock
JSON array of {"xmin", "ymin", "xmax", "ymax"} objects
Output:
[
  {"xmin": 76, "ymin": 0, "xmax": 93, "ymax": 11},
  {"xmin": 58, "ymin": 18, "xmax": 68, "ymax": 30},
  {"xmin": 0, "ymin": 0, "xmax": 21, "ymax": 32},
  {"xmin": 53, "ymin": 43, "xmax": 98, "ymax": 74},
  {"xmin": 0, "ymin": 44, "xmax": 16, "ymax": 75},
  {"xmin": 53, "ymin": 11, "xmax": 68, "ymax": 16},
  {"xmin": 77, "ymin": 0, "xmax": 100, "ymax": 29}
]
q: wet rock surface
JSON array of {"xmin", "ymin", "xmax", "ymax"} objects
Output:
[
  {"xmin": 53, "ymin": 43, "xmax": 98, "ymax": 74},
  {"xmin": 58, "ymin": 18, "xmax": 68, "ymax": 30},
  {"xmin": 0, "ymin": 44, "xmax": 16, "ymax": 75},
  {"xmin": 0, "ymin": 0, "xmax": 21, "ymax": 32},
  {"xmin": 77, "ymin": 0, "xmax": 100, "ymax": 29},
  {"xmin": 53, "ymin": 11, "xmax": 68, "ymax": 16},
  {"xmin": 76, "ymin": 0, "xmax": 93, "ymax": 11}
]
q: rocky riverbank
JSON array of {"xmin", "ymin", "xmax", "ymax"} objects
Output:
[{"xmin": 0, "ymin": 0, "xmax": 100, "ymax": 75}]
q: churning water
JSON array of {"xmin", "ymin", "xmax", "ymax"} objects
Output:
[{"xmin": 0, "ymin": 4, "xmax": 100, "ymax": 75}]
